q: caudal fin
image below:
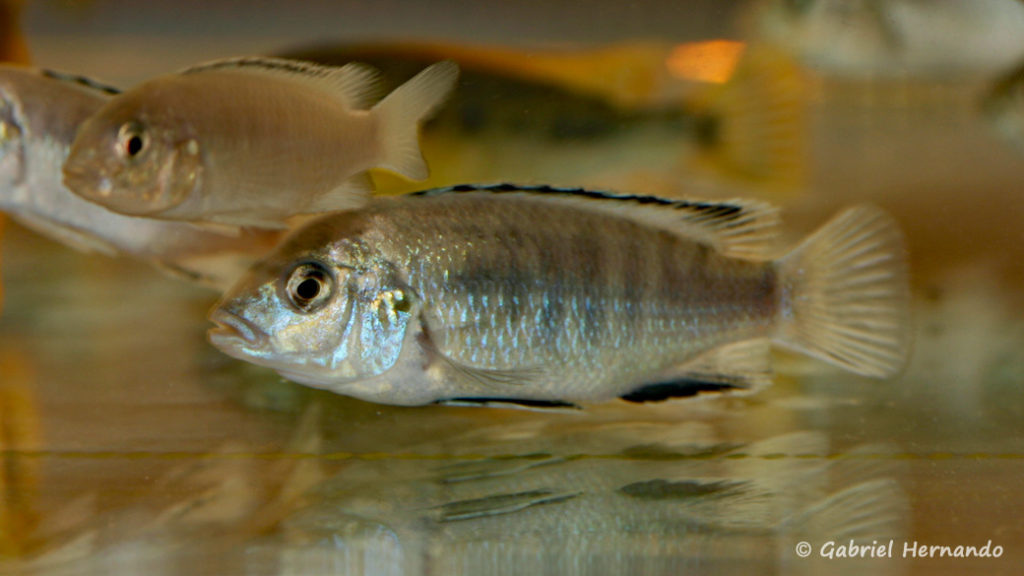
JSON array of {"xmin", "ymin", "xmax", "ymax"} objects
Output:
[
  {"xmin": 775, "ymin": 205, "xmax": 911, "ymax": 377},
  {"xmin": 373, "ymin": 60, "xmax": 460, "ymax": 181}
]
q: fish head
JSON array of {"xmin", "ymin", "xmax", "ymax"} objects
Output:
[
  {"xmin": 208, "ymin": 233, "xmax": 419, "ymax": 388},
  {"xmin": 62, "ymin": 88, "xmax": 203, "ymax": 216},
  {"xmin": 0, "ymin": 84, "xmax": 26, "ymax": 191}
]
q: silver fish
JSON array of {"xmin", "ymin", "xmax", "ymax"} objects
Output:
[
  {"xmin": 208, "ymin": 185, "xmax": 911, "ymax": 407},
  {"xmin": 62, "ymin": 57, "xmax": 459, "ymax": 228},
  {"xmin": 0, "ymin": 64, "xmax": 282, "ymax": 288}
]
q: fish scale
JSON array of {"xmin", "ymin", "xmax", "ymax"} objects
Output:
[{"xmin": 367, "ymin": 192, "xmax": 777, "ymax": 398}]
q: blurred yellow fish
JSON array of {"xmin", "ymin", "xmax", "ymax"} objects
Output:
[
  {"xmin": 684, "ymin": 45, "xmax": 809, "ymax": 198},
  {"xmin": 284, "ymin": 39, "xmax": 695, "ymax": 109},
  {"xmin": 281, "ymin": 40, "xmax": 805, "ymax": 200}
]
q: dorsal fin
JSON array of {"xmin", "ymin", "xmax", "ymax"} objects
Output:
[
  {"xmin": 414, "ymin": 183, "xmax": 780, "ymax": 259},
  {"xmin": 38, "ymin": 68, "xmax": 121, "ymax": 95},
  {"xmin": 179, "ymin": 56, "xmax": 383, "ymax": 110}
]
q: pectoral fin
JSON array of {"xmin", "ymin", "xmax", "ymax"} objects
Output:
[
  {"xmin": 421, "ymin": 325, "xmax": 551, "ymax": 392},
  {"xmin": 306, "ymin": 173, "xmax": 374, "ymax": 213},
  {"xmin": 9, "ymin": 213, "xmax": 119, "ymax": 256}
]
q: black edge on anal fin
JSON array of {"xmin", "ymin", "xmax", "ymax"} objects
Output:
[
  {"xmin": 437, "ymin": 397, "xmax": 581, "ymax": 410},
  {"xmin": 619, "ymin": 379, "xmax": 743, "ymax": 403}
]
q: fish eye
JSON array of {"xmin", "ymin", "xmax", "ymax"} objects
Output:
[
  {"xmin": 117, "ymin": 122, "xmax": 148, "ymax": 160},
  {"xmin": 285, "ymin": 262, "xmax": 334, "ymax": 312}
]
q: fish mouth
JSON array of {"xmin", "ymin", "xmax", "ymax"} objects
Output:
[
  {"xmin": 208, "ymin": 308, "xmax": 268, "ymax": 349},
  {"xmin": 62, "ymin": 158, "xmax": 113, "ymax": 203}
]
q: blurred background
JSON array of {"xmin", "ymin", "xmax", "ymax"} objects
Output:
[{"xmin": 2, "ymin": 0, "xmax": 1024, "ymax": 574}]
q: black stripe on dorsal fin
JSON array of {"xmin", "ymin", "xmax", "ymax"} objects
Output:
[
  {"xmin": 181, "ymin": 56, "xmax": 336, "ymax": 77},
  {"xmin": 39, "ymin": 68, "xmax": 120, "ymax": 95},
  {"xmin": 179, "ymin": 56, "xmax": 384, "ymax": 110},
  {"xmin": 412, "ymin": 183, "xmax": 780, "ymax": 259}
]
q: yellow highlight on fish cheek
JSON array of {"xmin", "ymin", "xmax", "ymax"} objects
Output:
[{"xmin": 276, "ymin": 318, "xmax": 333, "ymax": 353}]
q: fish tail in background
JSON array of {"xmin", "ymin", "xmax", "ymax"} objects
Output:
[
  {"xmin": 373, "ymin": 60, "xmax": 460, "ymax": 181},
  {"xmin": 774, "ymin": 205, "xmax": 911, "ymax": 377},
  {"xmin": 686, "ymin": 45, "xmax": 808, "ymax": 200}
]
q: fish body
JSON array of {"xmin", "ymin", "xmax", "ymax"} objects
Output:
[
  {"xmin": 0, "ymin": 65, "xmax": 281, "ymax": 288},
  {"xmin": 62, "ymin": 57, "xmax": 459, "ymax": 228},
  {"xmin": 209, "ymin": 185, "xmax": 910, "ymax": 406}
]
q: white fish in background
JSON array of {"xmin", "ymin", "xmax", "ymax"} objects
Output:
[
  {"xmin": 0, "ymin": 65, "xmax": 282, "ymax": 288},
  {"xmin": 746, "ymin": 0, "xmax": 1024, "ymax": 77},
  {"xmin": 62, "ymin": 57, "xmax": 459, "ymax": 228},
  {"xmin": 208, "ymin": 184, "xmax": 911, "ymax": 408}
]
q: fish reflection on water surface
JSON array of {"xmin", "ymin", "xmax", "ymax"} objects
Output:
[
  {"xmin": 277, "ymin": 427, "xmax": 906, "ymax": 576},
  {"xmin": 209, "ymin": 184, "xmax": 910, "ymax": 407}
]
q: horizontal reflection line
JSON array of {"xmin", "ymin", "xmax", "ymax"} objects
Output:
[{"xmin": 1, "ymin": 450, "xmax": 1022, "ymax": 462}]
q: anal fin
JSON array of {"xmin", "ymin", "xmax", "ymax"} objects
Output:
[
  {"xmin": 622, "ymin": 339, "xmax": 774, "ymax": 403},
  {"xmin": 620, "ymin": 379, "xmax": 742, "ymax": 403}
]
